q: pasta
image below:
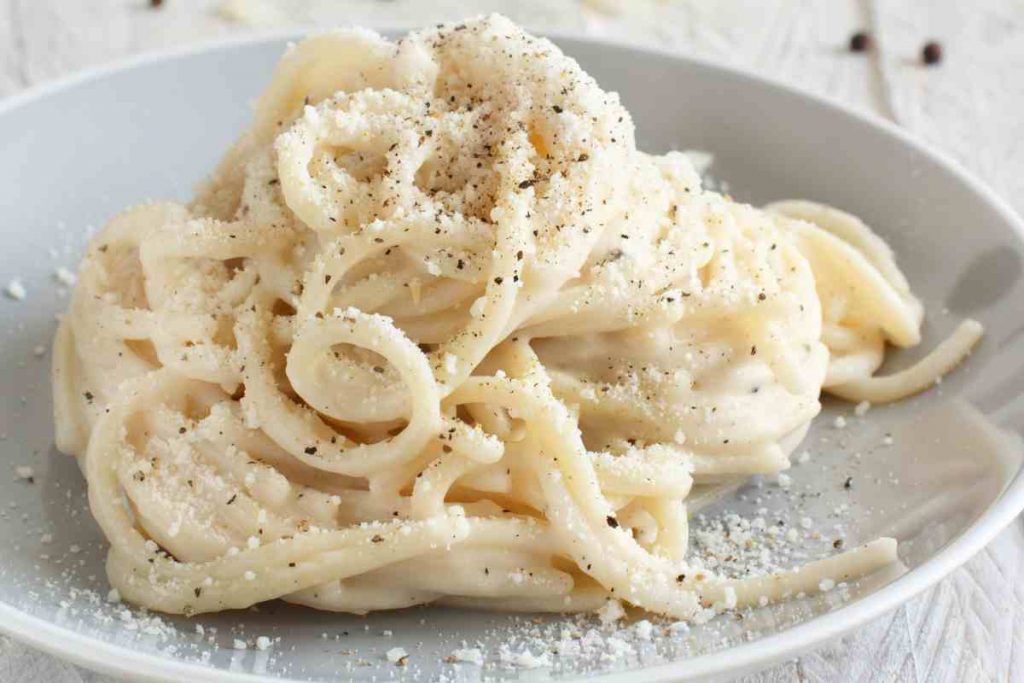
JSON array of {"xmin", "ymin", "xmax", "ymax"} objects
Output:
[{"xmin": 51, "ymin": 15, "xmax": 981, "ymax": 620}]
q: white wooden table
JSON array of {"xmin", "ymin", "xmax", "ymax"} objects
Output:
[{"xmin": 1, "ymin": 1, "xmax": 1022, "ymax": 681}]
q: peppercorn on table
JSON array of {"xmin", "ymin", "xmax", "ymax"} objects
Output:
[{"xmin": 0, "ymin": 1, "xmax": 1021, "ymax": 681}]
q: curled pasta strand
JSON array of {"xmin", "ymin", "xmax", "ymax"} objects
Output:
[
  {"xmin": 828, "ymin": 319, "xmax": 983, "ymax": 403},
  {"xmin": 240, "ymin": 303, "xmax": 442, "ymax": 477}
]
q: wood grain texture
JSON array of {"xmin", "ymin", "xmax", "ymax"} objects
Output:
[{"xmin": 0, "ymin": 1, "xmax": 1021, "ymax": 681}]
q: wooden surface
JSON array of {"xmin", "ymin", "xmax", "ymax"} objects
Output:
[{"xmin": 1, "ymin": 1, "xmax": 1022, "ymax": 681}]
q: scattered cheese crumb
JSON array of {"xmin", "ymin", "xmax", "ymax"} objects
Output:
[
  {"xmin": 818, "ymin": 578, "xmax": 836, "ymax": 592},
  {"xmin": 854, "ymin": 400, "xmax": 871, "ymax": 417},
  {"xmin": 385, "ymin": 646, "xmax": 408, "ymax": 664},
  {"xmin": 449, "ymin": 647, "xmax": 484, "ymax": 665},
  {"xmin": 255, "ymin": 635, "xmax": 272, "ymax": 650},
  {"xmin": 502, "ymin": 648, "xmax": 551, "ymax": 669},
  {"xmin": 4, "ymin": 279, "xmax": 26, "ymax": 300},
  {"xmin": 596, "ymin": 598, "xmax": 625, "ymax": 626},
  {"xmin": 54, "ymin": 267, "xmax": 77, "ymax": 286},
  {"xmin": 232, "ymin": 639, "xmax": 247, "ymax": 650},
  {"xmin": 14, "ymin": 466, "xmax": 34, "ymax": 481},
  {"xmin": 106, "ymin": 588, "xmax": 121, "ymax": 603},
  {"xmin": 668, "ymin": 620, "xmax": 690, "ymax": 635},
  {"xmin": 633, "ymin": 619, "xmax": 654, "ymax": 640},
  {"xmin": 833, "ymin": 415, "xmax": 847, "ymax": 429}
]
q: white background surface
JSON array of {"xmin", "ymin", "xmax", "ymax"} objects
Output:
[{"xmin": 1, "ymin": 1, "xmax": 1022, "ymax": 681}]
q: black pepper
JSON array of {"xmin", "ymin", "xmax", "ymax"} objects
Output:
[
  {"xmin": 922, "ymin": 41, "xmax": 943, "ymax": 65},
  {"xmin": 849, "ymin": 31, "xmax": 871, "ymax": 52}
]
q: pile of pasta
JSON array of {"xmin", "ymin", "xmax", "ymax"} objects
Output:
[{"xmin": 53, "ymin": 15, "xmax": 981, "ymax": 619}]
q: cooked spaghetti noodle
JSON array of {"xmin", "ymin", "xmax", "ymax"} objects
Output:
[{"xmin": 52, "ymin": 15, "xmax": 981, "ymax": 619}]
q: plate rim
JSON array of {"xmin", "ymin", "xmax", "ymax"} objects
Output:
[{"xmin": 1, "ymin": 25, "xmax": 1023, "ymax": 683}]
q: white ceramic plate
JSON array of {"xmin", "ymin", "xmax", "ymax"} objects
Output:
[{"xmin": 1, "ymin": 30, "xmax": 1023, "ymax": 683}]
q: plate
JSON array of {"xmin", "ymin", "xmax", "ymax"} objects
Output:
[{"xmin": 1, "ymin": 30, "xmax": 1023, "ymax": 683}]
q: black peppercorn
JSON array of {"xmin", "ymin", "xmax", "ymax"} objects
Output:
[
  {"xmin": 849, "ymin": 31, "xmax": 871, "ymax": 52},
  {"xmin": 922, "ymin": 41, "xmax": 943, "ymax": 65}
]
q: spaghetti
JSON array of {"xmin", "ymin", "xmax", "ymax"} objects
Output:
[{"xmin": 52, "ymin": 16, "xmax": 980, "ymax": 620}]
